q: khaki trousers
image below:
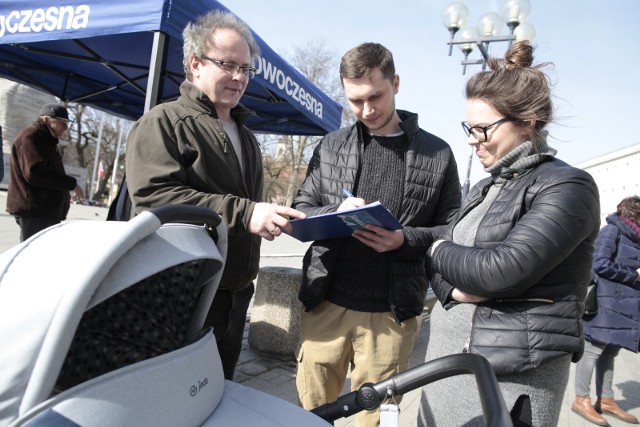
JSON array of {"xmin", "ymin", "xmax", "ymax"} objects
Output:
[{"xmin": 296, "ymin": 301, "xmax": 419, "ymax": 427}]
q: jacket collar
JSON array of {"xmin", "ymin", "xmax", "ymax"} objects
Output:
[
  {"xmin": 35, "ymin": 121, "xmax": 60, "ymax": 146},
  {"xmin": 397, "ymin": 110, "xmax": 420, "ymax": 137},
  {"xmin": 179, "ymin": 80, "xmax": 256, "ymax": 126},
  {"xmin": 354, "ymin": 109, "xmax": 420, "ymax": 140}
]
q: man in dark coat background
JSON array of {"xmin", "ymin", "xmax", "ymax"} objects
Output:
[{"xmin": 6, "ymin": 103, "xmax": 84, "ymax": 241}]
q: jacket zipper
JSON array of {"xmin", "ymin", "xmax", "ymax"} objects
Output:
[
  {"xmin": 211, "ymin": 117, "xmax": 229, "ymax": 154},
  {"xmin": 493, "ymin": 297, "xmax": 554, "ymax": 304},
  {"xmin": 390, "ymin": 304, "xmax": 401, "ymax": 325},
  {"xmin": 220, "ymin": 124, "xmax": 229, "ymax": 154},
  {"xmin": 463, "ymin": 305, "xmax": 479, "ymax": 353}
]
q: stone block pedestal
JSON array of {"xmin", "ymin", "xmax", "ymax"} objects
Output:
[{"xmin": 248, "ymin": 266, "xmax": 302, "ymax": 361}]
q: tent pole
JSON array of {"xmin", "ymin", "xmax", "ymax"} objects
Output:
[
  {"xmin": 144, "ymin": 31, "xmax": 168, "ymax": 113},
  {"xmin": 108, "ymin": 120, "xmax": 127, "ymax": 206},
  {"xmin": 89, "ymin": 113, "xmax": 106, "ymax": 201}
]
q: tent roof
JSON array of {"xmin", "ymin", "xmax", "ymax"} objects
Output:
[{"xmin": 0, "ymin": 0, "xmax": 342, "ymax": 135}]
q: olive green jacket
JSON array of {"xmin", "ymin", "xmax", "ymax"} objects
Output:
[{"xmin": 126, "ymin": 81, "xmax": 263, "ymax": 290}]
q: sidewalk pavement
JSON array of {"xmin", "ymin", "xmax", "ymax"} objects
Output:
[{"xmin": 1, "ymin": 190, "xmax": 638, "ymax": 426}]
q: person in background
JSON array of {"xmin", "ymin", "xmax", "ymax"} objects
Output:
[
  {"xmin": 418, "ymin": 41, "xmax": 601, "ymax": 427},
  {"xmin": 125, "ymin": 10, "xmax": 305, "ymax": 381},
  {"xmin": 292, "ymin": 42, "xmax": 461, "ymax": 427},
  {"xmin": 6, "ymin": 103, "xmax": 84, "ymax": 241},
  {"xmin": 572, "ymin": 196, "xmax": 640, "ymax": 426}
]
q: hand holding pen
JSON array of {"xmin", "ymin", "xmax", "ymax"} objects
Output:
[
  {"xmin": 342, "ymin": 189, "xmax": 354, "ymax": 198},
  {"xmin": 338, "ymin": 188, "xmax": 365, "ymax": 212}
]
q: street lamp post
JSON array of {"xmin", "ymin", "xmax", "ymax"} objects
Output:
[
  {"xmin": 443, "ymin": 0, "xmax": 536, "ymax": 200},
  {"xmin": 443, "ymin": 0, "xmax": 536, "ymax": 76}
]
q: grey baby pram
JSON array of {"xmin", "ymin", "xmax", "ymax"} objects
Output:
[
  {"xmin": 0, "ymin": 205, "xmax": 330, "ymax": 427},
  {"xmin": 0, "ymin": 205, "xmax": 511, "ymax": 426}
]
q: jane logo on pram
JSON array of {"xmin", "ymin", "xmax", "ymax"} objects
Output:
[{"xmin": 190, "ymin": 377, "xmax": 209, "ymax": 397}]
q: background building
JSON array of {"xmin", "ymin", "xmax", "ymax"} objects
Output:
[{"xmin": 577, "ymin": 144, "xmax": 640, "ymax": 226}]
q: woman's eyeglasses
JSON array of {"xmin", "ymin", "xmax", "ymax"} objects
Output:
[{"xmin": 461, "ymin": 117, "xmax": 511, "ymax": 142}]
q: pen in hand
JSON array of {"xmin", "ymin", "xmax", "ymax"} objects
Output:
[{"xmin": 340, "ymin": 188, "xmax": 365, "ymax": 212}]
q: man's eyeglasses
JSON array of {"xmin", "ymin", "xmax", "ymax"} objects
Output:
[
  {"xmin": 461, "ymin": 117, "xmax": 511, "ymax": 142},
  {"xmin": 201, "ymin": 55, "xmax": 256, "ymax": 79}
]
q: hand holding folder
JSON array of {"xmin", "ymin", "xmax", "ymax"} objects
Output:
[{"xmin": 284, "ymin": 201, "xmax": 403, "ymax": 242}]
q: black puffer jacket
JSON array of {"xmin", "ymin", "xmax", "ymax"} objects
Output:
[
  {"xmin": 294, "ymin": 110, "xmax": 461, "ymax": 323},
  {"xmin": 431, "ymin": 158, "xmax": 600, "ymax": 374}
]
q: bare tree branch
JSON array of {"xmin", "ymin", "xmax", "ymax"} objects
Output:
[{"xmin": 261, "ymin": 39, "xmax": 354, "ymax": 206}]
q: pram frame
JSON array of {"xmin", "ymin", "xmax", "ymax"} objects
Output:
[{"xmin": 313, "ymin": 352, "xmax": 513, "ymax": 427}]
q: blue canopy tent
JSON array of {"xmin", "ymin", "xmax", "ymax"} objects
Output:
[{"xmin": 0, "ymin": 0, "xmax": 342, "ymax": 135}]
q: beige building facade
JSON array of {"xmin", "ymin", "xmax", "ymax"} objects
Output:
[{"xmin": 577, "ymin": 143, "xmax": 640, "ymax": 227}]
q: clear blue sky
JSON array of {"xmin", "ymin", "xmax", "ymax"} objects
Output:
[{"xmin": 227, "ymin": 0, "xmax": 640, "ymax": 186}]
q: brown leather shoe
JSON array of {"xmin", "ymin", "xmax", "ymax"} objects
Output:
[
  {"xmin": 572, "ymin": 396, "xmax": 609, "ymax": 426},
  {"xmin": 596, "ymin": 397, "xmax": 639, "ymax": 424}
]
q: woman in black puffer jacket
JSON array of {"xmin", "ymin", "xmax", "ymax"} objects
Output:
[{"xmin": 417, "ymin": 42, "xmax": 601, "ymax": 427}]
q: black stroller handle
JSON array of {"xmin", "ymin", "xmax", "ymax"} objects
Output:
[
  {"xmin": 311, "ymin": 353, "xmax": 513, "ymax": 427},
  {"xmin": 149, "ymin": 205, "xmax": 222, "ymax": 229}
]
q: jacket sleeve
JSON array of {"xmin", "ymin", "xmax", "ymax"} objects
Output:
[
  {"xmin": 292, "ymin": 139, "xmax": 340, "ymax": 217},
  {"xmin": 432, "ymin": 169, "xmax": 600, "ymax": 299},
  {"xmin": 395, "ymin": 147, "xmax": 461, "ymax": 261},
  {"xmin": 16, "ymin": 134, "xmax": 76, "ymax": 191},
  {"xmin": 593, "ymin": 225, "xmax": 638, "ymax": 286},
  {"xmin": 429, "ymin": 183, "xmax": 484, "ymax": 307},
  {"xmin": 126, "ymin": 112, "xmax": 256, "ymax": 235}
]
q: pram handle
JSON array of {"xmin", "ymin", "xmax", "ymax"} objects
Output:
[
  {"xmin": 150, "ymin": 205, "xmax": 222, "ymax": 228},
  {"xmin": 311, "ymin": 353, "xmax": 513, "ymax": 427}
]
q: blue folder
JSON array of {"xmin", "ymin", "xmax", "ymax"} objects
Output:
[{"xmin": 285, "ymin": 202, "xmax": 403, "ymax": 242}]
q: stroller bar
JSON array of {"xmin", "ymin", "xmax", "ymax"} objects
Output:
[
  {"xmin": 150, "ymin": 204, "xmax": 222, "ymax": 228},
  {"xmin": 311, "ymin": 353, "xmax": 513, "ymax": 427}
]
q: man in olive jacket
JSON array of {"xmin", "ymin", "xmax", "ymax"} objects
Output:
[
  {"xmin": 293, "ymin": 43, "xmax": 461, "ymax": 426},
  {"xmin": 125, "ymin": 11, "xmax": 304, "ymax": 380}
]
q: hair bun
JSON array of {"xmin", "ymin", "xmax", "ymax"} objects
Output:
[{"xmin": 503, "ymin": 41, "xmax": 534, "ymax": 69}]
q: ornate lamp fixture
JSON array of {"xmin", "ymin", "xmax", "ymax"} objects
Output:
[{"xmin": 443, "ymin": 0, "xmax": 536, "ymax": 75}]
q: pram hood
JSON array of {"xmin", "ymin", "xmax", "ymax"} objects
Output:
[{"xmin": 0, "ymin": 208, "xmax": 227, "ymax": 425}]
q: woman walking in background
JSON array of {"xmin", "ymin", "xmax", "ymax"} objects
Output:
[
  {"xmin": 417, "ymin": 41, "xmax": 601, "ymax": 427},
  {"xmin": 572, "ymin": 196, "xmax": 640, "ymax": 426}
]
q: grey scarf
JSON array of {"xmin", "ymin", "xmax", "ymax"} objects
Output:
[{"xmin": 485, "ymin": 140, "xmax": 557, "ymax": 179}]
